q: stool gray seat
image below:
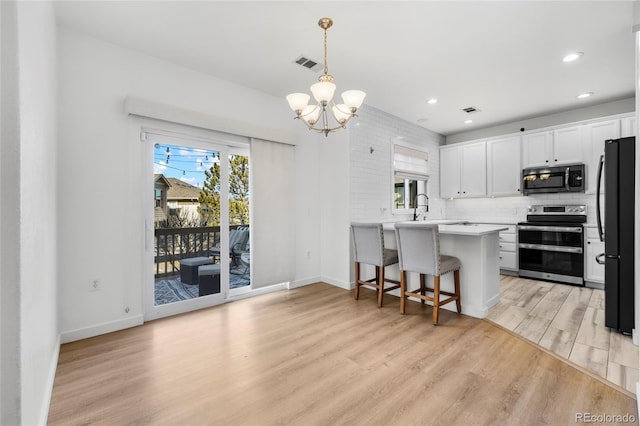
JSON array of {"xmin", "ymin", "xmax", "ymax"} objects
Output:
[
  {"xmin": 198, "ymin": 264, "xmax": 221, "ymax": 296},
  {"xmin": 394, "ymin": 223, "xmax": 461, "ymax": 325},
  {"xmin": 180, "ymin": 256, "xmax": 214, "ymax": 285},
  {"xmin": 350, "ymin": 222, "xmax": 400, "ymax": 307}
]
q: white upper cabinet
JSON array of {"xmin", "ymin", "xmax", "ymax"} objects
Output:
[
  {"xmin": 486, "ymin": 135, "xmax": 521, "ymax": 197},
  {"xmin": 552, "ymin": 126, "xmax": 584, "ymax": 165},
  {"xmin": 621, "ymin": 116, "xmax": 636, "ymax": 138},
  {"xmin": 461, "ymin": 142, "xmax": 487, "ymax": 197},
  {"xmin": 585, "ymin": 119, "xmax": 620, "ymax": 193},
  {"xmin": 522, "ymin": 127, "xmax": 584, "ymax": 168},
  {"xmin": 440, "ymin": 146, "xmax": 461, "ymax": 198},
  {"xmin": 439, "ymin": 142, "xmax": 486, "ymax": 198},
  {"xmin": 521, "ymin": 131, "xmax": 553, "ymax": 168}
]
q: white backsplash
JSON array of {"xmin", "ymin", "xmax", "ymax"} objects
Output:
[{"xmin": 444, "ymin": 192, "xmax": 599, "ymax": 224}]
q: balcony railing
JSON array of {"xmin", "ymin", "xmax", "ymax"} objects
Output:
[{"xmin": 154, "ymin": 225, "xmax": 243, "ymax": 277}]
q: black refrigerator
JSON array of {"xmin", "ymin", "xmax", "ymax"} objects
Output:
[{"xmin": 596, "ymin": 136, "xmax": 635, "ymax": 334}]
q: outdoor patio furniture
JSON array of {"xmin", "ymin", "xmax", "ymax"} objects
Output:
[
  {"xmin": 180, "ymin": 256, "xmax": 214, "ymax": 285},
  {"xmin": 210, "ymin": 226, "xmax": 250, "ymax": 266},
  {"xmin": 198, "ymin": 264, "xmax": 221, "ymax": 296}
]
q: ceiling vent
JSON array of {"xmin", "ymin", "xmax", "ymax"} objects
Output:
[
  {"xmin": 293, "ymin": 55, "xmax": 323, "ymax": 72},
  {"xmin": 462, "ymin": 106, "xmax": 481, "ymax": 114}
]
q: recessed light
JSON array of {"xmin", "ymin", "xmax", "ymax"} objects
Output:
[
  {"xmin": 577, "ymin": 92, "xmax": 594, "ymax": 99},
  {"xmin": 563, "ymin": 52, "xmax": 583, "ymax": 62},
  {"xmin": 427, "ymin": 98, "xmax": 438, "ymax": 105},
  {"xmin": 464, "ymin": 119, "xmax": 473, "ymax": 124}
]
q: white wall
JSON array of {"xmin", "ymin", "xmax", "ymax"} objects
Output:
[
  {"xmin": 57, "ymin": 28, "xmax": 321, "ymax": 338},
  {"xmin": 1, "ymin": 1, "xmax": 59, "ymax": 425},
  {"xmin": 446, "ymin": 97, "xmax": 634, "ymax": 144},
  {"xmin": 350, "ymin": 105, "xmax": 446, "ymax": 223}
]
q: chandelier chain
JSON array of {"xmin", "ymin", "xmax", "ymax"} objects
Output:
[{"xmin": 323, "ymin": 26, "xmax": 328, "ymax": 76}]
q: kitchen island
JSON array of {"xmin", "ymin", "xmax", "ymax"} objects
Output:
[{"xmin": 381, "ymin": 222, "xmax": 507, "ymax": 318}]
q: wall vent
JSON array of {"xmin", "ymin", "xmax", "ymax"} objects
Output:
[
  {"xmin": 293, "ymin": 55, "xmax": 323, "ymax": 72},
  {"xmin": 462, "ymin": 106, "xmax": 481, "ymax": 114}
]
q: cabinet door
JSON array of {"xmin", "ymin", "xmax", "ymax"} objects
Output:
[
  {"xmin": 585, "ymin": 120, "xmax": 620, "ymax": 193},
  {"xmin": 460, "ymin": 142, "xmax": 486, "ymax": 197},
  {"xmin": 585, "ymin": 238, "xmax": 605, "ymax": 283},
  {"xmin": 522, "ymin": 131, "xmax": 553, "ymax": 168},
  {"xmin": 553, "ymin": 126, "xmax": 583, "ymax": 165},
  {"xmin": 440, "ymin": 146, "xmax": 461, "ymax": 198},
  {"xmin": 621, "ymin": 116, "xmax": 636, "ymax": 138},
  {"xmin": 487, "ymin": 136, "xmax": 522, "ymax": 197}
]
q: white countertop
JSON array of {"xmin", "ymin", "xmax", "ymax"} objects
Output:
[{"xmin": 383, "ymin": 221, "xmax": 508, "ymax": 236}]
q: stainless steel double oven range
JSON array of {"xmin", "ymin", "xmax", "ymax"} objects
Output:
[{"xmin": 518, "ymin": 204, "xmax": 586, "ymax": 286}]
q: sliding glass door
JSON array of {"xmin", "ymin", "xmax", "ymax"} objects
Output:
[{"xmin": 143, "ymin": 130, "xmax": 250, "ymax": 319}]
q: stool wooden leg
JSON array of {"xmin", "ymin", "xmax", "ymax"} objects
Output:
[
  {"xmin": 454, "ymin": 269, "xmax": 461, "ymax": 313},
  {"xmin": 420, "ymin": 273, "xmax": 426, "ymax": 304},
  {"xmin": 377, "ymin": 266, "xmax": 384, "ymax": 308},
  {"xmin": 432, "ymin": 275, "xmax": 440, "ymax": 325},
  {"xmin": 354, "ymin": 262, "xmax": 360, "ymax": 300},
  {"xmin": 400, "ymin": 270, "xmax": 407, "ymax": 314}
]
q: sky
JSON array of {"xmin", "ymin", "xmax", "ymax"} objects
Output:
[{"xmin": 153, "ymin": 143, "xmax": 219, "ymax": 188}]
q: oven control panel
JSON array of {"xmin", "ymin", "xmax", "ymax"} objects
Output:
[{"xmin": 527, "ymin": 205, "xmax": 586, "ymax": 215}]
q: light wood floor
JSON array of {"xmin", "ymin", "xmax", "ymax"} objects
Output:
[
  {"xmin": 48, "ymin": 283, "xmax": 637, "ymax": 425},
  {"xmin": 487, "ymin": 275, "xmax": 639, "ymax": 393}
]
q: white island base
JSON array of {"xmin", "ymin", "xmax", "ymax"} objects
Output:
[{"xmin": 380, "ymin": 223, "xmax": 507, "ymax": 319}]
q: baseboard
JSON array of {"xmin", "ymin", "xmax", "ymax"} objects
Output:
[
  {"xmin": 320, "ymin": 276, "xmax": 352, "ymax": 290},
  {"xmin": 38, "ymin": 334, "xmax": 61, "ymax": 426},
  {"xmin": 289, "ymin": 276, "xmax": 322, "ymax": 289},
  {"xmin": 230, "ymin": 283, "xmax": 287, "ymax": 301},
  {"xmin": 60, "ymin": 314, "xmax": 144, "ymax": 344}
]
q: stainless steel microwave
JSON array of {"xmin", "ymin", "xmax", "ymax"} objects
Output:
[{"xmin": 522, "ymin": 163, "xmax": 585, "ymax": 195}]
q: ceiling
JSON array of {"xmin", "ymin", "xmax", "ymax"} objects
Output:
[{"xmin": 53, "ymin": 1, "xmax": 635, "ymax": 136}]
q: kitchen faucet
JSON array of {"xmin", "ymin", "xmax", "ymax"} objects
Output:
[{"xmin": 412, "ymin": 193, "xmax": 429, "ymax": 221}]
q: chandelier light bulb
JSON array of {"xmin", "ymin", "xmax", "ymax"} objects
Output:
[
  {"xmin": 332, "ymin": 104, "xmax": 352, "ymax": 123},
  {"xmin": 285, "ymin": 17, "xmax": 366, "ymax": 136},
  {"xmin": 341, "ymin": 90, "xmax": 366, "ymax": 110},
  {"xmin": 301, "ymin": 105, "xmax": 321, "ymax": 124},
  {"xmin": 286, "ymin": 93, "xmax": 310, "ymax": 112},
  {"xmin": 310, "ymin": 81, "xmax": 336, "ymax": 103}
]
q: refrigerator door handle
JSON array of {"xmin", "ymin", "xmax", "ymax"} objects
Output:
[
  {"xmin": 595, "ymin": 253, "xmax": 605, "ymax": 265},
  {"xmin": 596, "ymin": 154, "xmax": 605, "ymax": 242}
]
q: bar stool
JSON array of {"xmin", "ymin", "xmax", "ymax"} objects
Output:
[
  {"xmin": 394, "ymin": 223, "xmax": 461, "ymax": 325},
  {"xmin": 350, "ymin": 222, "xmax": 400, "ymax": 307}
]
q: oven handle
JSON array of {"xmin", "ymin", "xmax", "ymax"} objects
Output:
[
  {"xmin": 518, "ymin": 225, "xmax": 583, "ymax": 233},
  {"xmin": 565, "ymin": 167, "xmax": 570, "ymax": 190},
  {"xmin": 519, "ymin": 243, "xmax": 583, "ymax": 254}
]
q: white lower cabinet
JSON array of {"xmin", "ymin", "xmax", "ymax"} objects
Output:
[
  {"xmin": 498, "ymin": 225, "xmax": 518, "ymax": 271},
  {"xmin": 584, "ymin": 227, "xmax": 604, "ymax": 284},
  {"xmin": 475, "ymin": 224, "xmax": 517, "ymax": 271}
]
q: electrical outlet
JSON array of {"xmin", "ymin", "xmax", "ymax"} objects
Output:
[{"xmin": 90, "ymin": 280, "xmax": 101, "ymax": 292}]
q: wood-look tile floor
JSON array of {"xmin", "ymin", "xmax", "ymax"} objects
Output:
[{"xmin": 487, "ymin": 275, "xmax": 639, "ymax": 393}]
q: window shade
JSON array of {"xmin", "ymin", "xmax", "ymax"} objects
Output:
[
  {"xmin": 394, "ymin": 145, "xmax": 429, "ymax": 180},
  {"xmin": 250, "ymin": 139, "xmax": 295, "ymax": 288}
]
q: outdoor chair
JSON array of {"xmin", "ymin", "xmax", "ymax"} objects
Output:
[{"xmin": 210, "ymin": 226, "xmax": 250, "ymax": 266}]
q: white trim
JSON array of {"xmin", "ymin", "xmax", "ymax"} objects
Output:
[
  {"xmin": 38, "ymin": 334, "xmax": 61, "ymax": 426},
  {"xmin": 124, "ymin": 96, "xmax": 296, "ymax": 146},
  {"xmin": 321, "ymin": 276, "xmax": 352, "ymax": 290},
  {"xmin": 229, "ymin": 283, "xmax": 288, "ymax": 301},
  {"xmin": 633, "ymin": 328, "xmax": 639, "ymax": 346},
  {"xmin": 289, "ymin": 276, "xmax": 323, "ymax": 289},
  {"xmin": 60, "ymin": 315, "xmax": 144, "ymax": 344}
]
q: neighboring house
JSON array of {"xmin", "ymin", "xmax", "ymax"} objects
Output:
[
  {"xmin": 153, "ymin": 174, "xmax": 172, "ymax": 225},
  {"xmin": 154, "ymin": 175, "xmax": 203, "ymax": 226},
  {"xmin": 166, "ymin": 177, "xmax": 201, "ymax": 222}
]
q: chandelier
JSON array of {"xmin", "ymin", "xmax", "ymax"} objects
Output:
[{"xmin": 286, "ymin": 18, "xmax": 366, "ymax": 136}]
